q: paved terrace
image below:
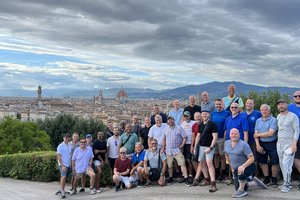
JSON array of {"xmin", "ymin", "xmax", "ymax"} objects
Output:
[{"xmin": 0, "ymin": 178, "xmax": 299, "ymax": 200}]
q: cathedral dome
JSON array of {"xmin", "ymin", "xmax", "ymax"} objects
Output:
[{"xmin": 117, "ymin": 87, "xmax": 128, "ymax": 99}]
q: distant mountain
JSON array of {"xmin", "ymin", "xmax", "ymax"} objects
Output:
[{"xmin": 0, "ymin": 81, "xmax": 298, "ymax": 99}]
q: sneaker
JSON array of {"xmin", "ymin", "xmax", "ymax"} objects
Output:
[
  {"xmin": 69, "ymin": 189, "xmax": 77, "ymax": 195},
  {"xmin": 253, "ymin": 177, "xmax": 267, "ymax": 189},
  {"xmin": 137, "ymin": 181, "xmax": 144, "ymax": 187},
  {"xmin": 55, "ymin": 190, "xmax": 61, "ymax": 195},
  {"xmin": 209, "ymin": 182, "xmax": 217, "ymax": 193},
  {"xmin": 232, "ymin": 190, "xmax": 248, "ymax": 198},
  {"xmin": 185, "ymin": 178, "xmax": 191, "ymax": 186},
  {"xmin": 89, "ymin": 189, "xmax": 96, "ymax": 195},
  {"xmin": 297, "ymin": 184, "xmax": 300, "ymax": 190},
  {"xmin": 178, "ymin": 177, "xmax": 185, "ymax": 183},
  {"xmin": 167, "ymin": 177, "xmax": 174, "ymax": 185},
  {"xmin": 188, "ymin": 176, "xmax": 193, "ymax": 184},
  {"xmin": 199, "ymin": 179, "xmax": 210, "ymax": 187},
  {"xmin": 79, "ymin": 187, "xmax": 85, "ymax": 193},
  {"xmin": 60, "ymin": 192, "xmax": 66, "ymax": 199},
  {"xmin": 217, "ymin": 175, "xmax": 224, "ymax": 182},
  {"xmin": 271, "ymin": 177, "xmax": 278, "ymax": 187},
  {"xmin": 225, "ymin": 178, "xmax": 234, "ymax": 185},
  {"xmin": 96, "ymin": 188, "xmax": 102, "ymax": 193},
  {"xmin": 263, "ymin": 177, "xmax": 271, "ymax": 185},
  {"xmin": 192, "ymin": 179, "xmax": 199, "ymax": 186},
  {"xmin": 281, "ymin": 185, "xmax": 291, "ymax": 193},
  {"xmin": 144, "ymin": 181, "xmax": 152, "ymax": 187},
  {"xmin": 115, "ymin": 185, "xmax": 121, "ymax": 192}
]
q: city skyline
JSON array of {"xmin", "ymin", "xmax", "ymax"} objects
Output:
[{"xmin": 1, "ymin": 0, "xmax": 300, "ymax": 93}]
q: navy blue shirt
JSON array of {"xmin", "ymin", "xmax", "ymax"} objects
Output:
[
  {"xmin": 241, "ymin": 110, "xmax": 262, "ymax": 144},
  {"xmin": 211, "ymin": 109, "xmax": 231, "ymax": 138},
  {"xmin": 224, "ymin": 113, "xmax": 249, "ymax": 141}
]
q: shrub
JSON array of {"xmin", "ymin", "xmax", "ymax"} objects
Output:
[{"xmin": 0, "ymin": 151, "xmax": 113, "ymax": 185}]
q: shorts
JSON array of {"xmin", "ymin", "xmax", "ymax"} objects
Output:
[
  {"xmin": 118, "ymin": 176, "xmax": 131, "ymax": 188},
  {"xmin": 93, "ymin": 160, "xmax": 102, "ymax": 167},
  {"xmin": 75, "ymin": 167, "xmax": 92, "ymax": 179},
  {"xmin": 233, "ymin": 164, "xmax": 256, "ymax": 191},
  {"xmin": 192, "ymin": 145, "xmax": 199, "ymax": 162},
  {"xmin": 198, "ymin": 146, "xmax": 215, "ymax": 162},
  {"xmin": 295, "ymin": 141, "xmax": 300, "ymax": 159},
  {"xmin": 59, "ymin": 165, "xmax": 70, "ymax": 177},
  {"xmin": 166, "ymin": 152, "xmax": 186, "ymax": 168},
  {"xmin": 183, "ymin": 144, "xmax": 192, "ymax": 160},
  {"xmin": 128, "ymin": 171, "xmax": 140, "ymax": 184},
  {"xmin": 214, "ymin": 138, "xmax": 225, "ymax": 155},
  {"xmin": 257, "ymin": 141, "xmax": 279, "ymax": 165}
]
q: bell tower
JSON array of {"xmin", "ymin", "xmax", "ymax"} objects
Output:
[{"xmin": 37, "ymin": 85, "xmax": 42, "ymax": 100}]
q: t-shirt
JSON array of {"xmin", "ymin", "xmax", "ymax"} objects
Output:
[
  {"xmin": 192, "ymin": 122, "xmax": 200, "ymax": 136},
  {"xmin": 150, "ymin": 112, "xmax": 168, "ymax": 125},
  {"xmin": 148, "ymin": 123, "xmax": 168, "ymax": 149},
  {"xmin": 241, "ymin": 110, "xmax": 262, "ymax": 144},
  {"xmin": 183, "ymin": 105, "xmax": 201, "ymax": 120},
  {"xmin": 57, "ymin": 142, "xmax": 71, "ymax": 167},
  {"xmin": 224, "ymin": 139, "xmax": 253, "ymax": 169},
  {"xmin": 107, "ymin": 136, "xmax": 121, "ymax": 159},
  {"xmin": 181, "ymin": 120, "xmax": 196, "ymax": 144},
  {"xmin": 140, "ymin": 125, "xmax": 152, "ymax": 149},
  {"xmin": 211, "ymin": 109, "xmax": 231, "ymax": 138},
  {"xmin": 224, "ymin": 113, "xmax": 249, "ymax": 141},
  {"xmin": 144, "ymin": 149, "xmax": 167, "ymax": 169},
  {"xmin": 131, "ymin": 150, "xmax": 146, "ymax": 165},
  {"xmin": 132, "ymin": 124, "xmax": 141, "ymax": 137},
  {"xmin": 198, "ymin": 121, "xmax": 218, "ymax": 147},
  {"xmin": 72, "ymin": 147, "xmax": 94, "ymax": 173},
  {"xmin": 92, "ymin": 139, "xmax": 107, "ymax": 161},
  {"xmin": 114, "ymin": 157, "xmax": 131, "ymax": 175},
  {"xmin": 277, "ymin": 112, "xmax": 300, "ymax": 142},
  {"xmin": 120, "ymin": 132, "xmax": 138, "ymax": 154},
  {"xmin": 288, "ymin": 103, "xmax": 300, "ymax": 141},
  {"xmin": 68, "ymin": 141, "xmax": 79, "ymax": 158},
  {"xmin": 255, "ymin": 116, "xmax": 278, "ymax": 142}
]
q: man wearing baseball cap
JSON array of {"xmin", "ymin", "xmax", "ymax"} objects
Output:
[{"xmin": 276, "ymin": 99, "xmax": 299, "ymax": 193}]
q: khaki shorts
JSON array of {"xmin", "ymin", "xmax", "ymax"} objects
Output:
[
  {"xmin": 75, "ymin": 167, "xmax": 92, "ymax": 179},
  {"xmin": 167, "ymin": 152, "xmax": 186, "ymax": 168},
  {"xmin": 214, "ymin": 138, "xmax": 225, "ymax": 155}
]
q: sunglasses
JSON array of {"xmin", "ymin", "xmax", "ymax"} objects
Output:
[
  {"xmin": 80, "ymin": 141, "xmax": 86, "ymax": 144},
  {"xmin": 151, "ymin": 143, "xmax": 157, "ymax": 145},
  {"xmin": 120, "ymin": 152, "xmax": 126, "ymax": 154},
  {"xmin": 294, "ymin": 95, "xmax": 300, "ymax": 98},
  {"xmin": 230, "ymin": 107, "xmax": 238, "ymax": 109}
]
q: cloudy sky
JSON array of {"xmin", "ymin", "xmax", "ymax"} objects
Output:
[{"xmin": 1, "ymin": 0, "xmax": 300, "ymax": 93}]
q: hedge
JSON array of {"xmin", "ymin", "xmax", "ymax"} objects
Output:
[{"xmin": 0, "ymin": 151, "xmax": 113, "ymax": 185}]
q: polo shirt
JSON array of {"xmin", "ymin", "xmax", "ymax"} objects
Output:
[
  {"xmin": 144, "ymin": 149, "xmax": 167, "ymax": 169},
  {"xmin": 224, "ymin": 139, "xmax": 253, "ymax": 169},
  {"xmin": 211, "ymin": 109, "xmax": 231, "ymax": 138},
  {"xmin": 131, "ymin": 149, "xmax": 146, "ymax": 164},
  {"xmin": 288, "ymin": 103, "xmax": 300, "ymax": 141},
  {"xmin": 255, "ymin": 116, "xmax": 278, "ymax": 142},
  {"xmin": 224, "ymin": 113, "xmax": 249, "ymax": 141},
  {"xmin": 241, "ymin": 110, "xmax": 262, "ymax": 144},
  {"xmin": 201, "ymin": 101, "xmax": 215, "ymax": 112},
  {"xmin": 169, "ymin": 108, "xmax": 184, "ymax": 125}
]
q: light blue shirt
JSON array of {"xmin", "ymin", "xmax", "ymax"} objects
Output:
[
  {"xmin": 169, "ymin": 108, "xmax": 184, "ymax": 125},
  {"xmin": 57, "ymin": 142, "xmax": 71, "ymax": 167},
  {"xmin": 72, "ymin": 147, "xmax": 94, "ymax": 173},
  {"xmin": 255, "ymin": 116, "xmax": 278, "ymax": 142}
]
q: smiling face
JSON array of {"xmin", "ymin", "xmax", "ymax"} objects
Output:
[
  {"xmin": 230, "ymin": 128, "xmax": 240, "ymax": 142},
  {"xmin": 277, "ymin": 102, "xmax": 288, "ymax": 113},
  {"xmin": 245, "ymin": 98, "xmax": 254, "ymax": 111},
  {"xmin": 260, "ymin": 104, "xmax": 270, "ymax": 118},
  {"xmin": 230, "ymin": 102, "xmax": 239, "ymax": 115},
  {"xmin": 173, "ymin": 99, "xmax": 180, "ymax": 109},
  {"xmin": 215, "ymin": 100, "xmax": 223, "ymax": 112},
  {"xmin": 189, "ymin": 95, "xmax": 196, "ymax": 106},
  {"xmin": 293, "ymin": 91, "xmax": 300, "ymax": 105}
]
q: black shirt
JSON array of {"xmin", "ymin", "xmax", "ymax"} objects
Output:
[
  {"xmin": 183, "ymin": 105, "xmax": 201, "ymax": 120},
  {"xmin": 92, "ymin": 139, "xmax": 107, "ymax": 161},
  {"xmin": 198, "ymin": 121, "xmax": 218, "ymax": 147},
  {"xmin": 140, "ymin": 125, "xmax": 152, "ymax": 149}
]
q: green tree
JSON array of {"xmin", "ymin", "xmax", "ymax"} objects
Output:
[
  {"xmin": 0, "ymin": 117, "xmax": 51, "ymax": 155},
  {"xmin": 240, "ymin": 90, "xmax": 290, "ymax": 116},
  {"xmin": 37, "ymin": 114, "xmax": 106, "ymax": 149}
]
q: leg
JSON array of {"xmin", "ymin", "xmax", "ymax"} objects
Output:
[{"xmin": 95, "ymin": 165, "xmax": 102, "ymax": 190}]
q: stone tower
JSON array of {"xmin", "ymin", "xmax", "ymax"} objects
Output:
[{"xmin": 37, "ymin": 85, "xmax": 42, "ymax": 100}]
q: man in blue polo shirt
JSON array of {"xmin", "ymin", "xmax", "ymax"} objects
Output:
[
  {"xmin": 224, "ymin": 102, "xmax": 249, "ymax": 142},
  {"xmin": 254, "ymin": 104, "xmax": 279, "ymax": 186},
  {"xmin": 288, "ymin": 90, "xmax": 300, "ymax": 190},
  {"xmin": 241, "ymin": 98, "xmax": 261, "ymax": 149},
  {"xmin": 168, "ymin": 99, "xmax": 184, "ymax": 125},
  {"xmin": 211, "ymin": 98, "xmax": 231, "ymax": 181}
]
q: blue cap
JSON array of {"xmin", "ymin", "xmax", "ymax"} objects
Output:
[{"xmin": 86, "ymin": 134, "xmax": 92, "ymax": 138}]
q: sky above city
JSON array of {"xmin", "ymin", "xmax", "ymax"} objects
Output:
[{"xmin": 1, "ymin": 0, "xmax": 300, "ymax": 92}]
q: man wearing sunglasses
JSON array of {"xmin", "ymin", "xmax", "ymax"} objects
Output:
[
  {"xmin": 288, "ymin": 91, "xmax": 300, "ymax": 190},
  {"xmin": 71, "ymin": 138, "xmax": 96, "ymax": 195}
]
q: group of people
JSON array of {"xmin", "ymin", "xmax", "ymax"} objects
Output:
[{"xmin": 56, "ymin": 84, "xmax": 300, "ymax": 198}]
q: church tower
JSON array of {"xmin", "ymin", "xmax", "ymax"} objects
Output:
[{"xmin": 37, "ymin": 85, "xmax": 42, "ymax": 100}]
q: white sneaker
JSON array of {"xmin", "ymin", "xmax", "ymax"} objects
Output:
[
  {"xmin": 96, "ymin": 188, "xmax": 102, "ymax": 193},
  {"xmin": 89, "ymin": 190, "xmax": 96, "ymax": 195}
]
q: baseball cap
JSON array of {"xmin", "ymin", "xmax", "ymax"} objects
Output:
[
  {"xmin": 183, "ymin": 111, "xmax": 191, "ymax": 116},
  {"xmin": 276, "ymin": 99, "xmax": 287, "ymax": 105}
]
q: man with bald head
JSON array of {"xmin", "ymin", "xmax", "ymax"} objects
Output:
[
  {"xmin": 169, "ymin": 99, "xmax": 184, "ymax": 125},
  {"xmin": 222, "ymin": 84, "xmax": 244, "ymax": 111},
  {"xmin": 224, "ymin": 128, "xmax": 266, "ymax": 198},
  {"xmin": 200, "ymin": 91, "xmax": 215, "ymax": 112},
  {"xmin": 184, "ymin": 95, "xmax": 201, "ymax": 121},
  {"xmin": 288, "ymin": 90, "xmax": 300, "ymax": 190}
]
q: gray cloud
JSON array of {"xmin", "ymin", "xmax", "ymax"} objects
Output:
[{"xmin": 0, "ymin": 0, "xmax": 300, "ymax": 89}]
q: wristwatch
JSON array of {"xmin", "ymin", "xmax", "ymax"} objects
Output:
[{"xmin": 209, "ymin": 147, "xmax": 213, "ymax": 150}]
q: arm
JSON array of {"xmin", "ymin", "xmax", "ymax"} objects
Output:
[
  {"xmin": 243, "ymin": 131, "xmax": 248, "ymax": 143},
  {"xmin": 190, "ymin": 133, "xmax": 196, "ymax": 153},
  {"xmin": 161, "ymin": 136, "xmax": 166, "ymax": 153},
  {"xmin": 57, "ymin": 154, "xmax": 66, "ymax": 172},
  {"xmin": 161, "ymin": 159, "xmax": 167, "ymax": 176},
  {"xmin": 254, "ymin": 129, "xmax": 276, "ymax": 138},
  {"xmin": 179, "ymin": 137, "xmax": 187, "ymax": 150},
  {"xmin": 254, "ymin": 134, "xmax": 264, "ymax": 154},
  {"xmin": 194, "ymin": 133, "xmax": 200, "ymax": 154},
  {"xmin": 291, "ymin": 116, "xmax": 300, "ymax": 153},
  {"xmin": 205, "ymin": 132, "xmax": 218, "ymax": 153},
  {"xmin": 237, "ymin": 154, "xmax": 254, "ymax": 174}
]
